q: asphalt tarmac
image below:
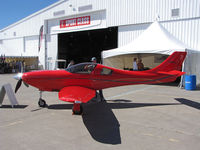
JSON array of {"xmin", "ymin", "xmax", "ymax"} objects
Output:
[{"xmin": 0, "ymin": 74, "xmax": 200, "ymax": 150}]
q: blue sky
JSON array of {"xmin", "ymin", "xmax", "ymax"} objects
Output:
[{"xmin": 0, "ymin": 0, "xmax": 59, "ymax": 30}]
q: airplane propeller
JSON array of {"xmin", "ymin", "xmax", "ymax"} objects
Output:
[
  {"xmin": 15, "ymin": 79, "xmax": 22, "ymax": 93},
  {"xmin": 23, "ymin": 82, "xmax": 29, "ymax": 88},
  {"xmin": 14, "ymin": 73, "xmax": 29, "ymax": 93}
]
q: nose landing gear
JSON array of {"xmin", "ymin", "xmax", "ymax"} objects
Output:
[
  {"xmin": 38, "ymin": 91, "xmax": 46, "ymax": 107},
  {"xmin": 38, "ymin": 98, "xmax": 46, "ymax": 107}
]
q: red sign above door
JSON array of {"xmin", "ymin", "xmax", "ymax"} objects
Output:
[{"xmin": 60, "ymin": 16, "xmax": 91, "ymax": 28}]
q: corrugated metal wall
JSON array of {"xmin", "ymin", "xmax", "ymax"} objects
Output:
[
  {"xmin": 24, "ymin": 36, "xmax": 39, "ymax": 56},
  {"xmin": 119, "ymin": 24, "xmax": 149, "ymax": 47},
  {"xmin": 163, "ymin": 19, "xmax": 200, "ymax": 50},
  {"xmin": 47, "ymin": 34, "xmax": 58, "ymax": 70},
  {"xmin": 107, "ymin": 0, "xmax": 200, "ymax": 26},
  {"xmin": 1, "ymin": 0, "xmax": 200, "ymax": 39},
  {"xmin": 0, "ymin": 38, "xmax": 24, "ymax": 56}
]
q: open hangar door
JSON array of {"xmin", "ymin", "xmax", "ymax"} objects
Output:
[{"xmin": 58, "ymin": 27, "xmax": 118, "ymax": 67}]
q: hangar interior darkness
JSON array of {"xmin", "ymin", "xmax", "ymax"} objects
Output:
[{"xmin": 58, "ymin": 27, "xmax": 118, "ymax": 67}]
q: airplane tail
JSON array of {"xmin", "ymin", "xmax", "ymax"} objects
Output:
[{"xmin": 148, "ymin": 52, "xmax": 187, "ymax": 73}]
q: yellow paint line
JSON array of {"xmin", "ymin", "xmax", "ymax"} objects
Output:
[
  {"xmin": 169, "ymin": 138, "xmax": 179, "ymax": 142},
  {"xmin": 0, "ymin": 121, "xmax": 23, "ymax": 128},
  {"xmin": 142, "ymin": 133, "xmax": 154, "ymax": 137}
]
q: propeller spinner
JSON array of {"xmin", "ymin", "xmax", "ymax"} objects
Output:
[{"xmin": 14, "ymin": 73, "xmax": 29, "ymax": 93}]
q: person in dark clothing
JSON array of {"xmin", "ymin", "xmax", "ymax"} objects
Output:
[{"xmin": 91, "ymin": 57, "xmax": 105, "ymax": 102}]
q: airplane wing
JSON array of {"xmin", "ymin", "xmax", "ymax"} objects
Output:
[{"xmin": 58, "ymin": 86, "xmax": 96, "ymax": 103}]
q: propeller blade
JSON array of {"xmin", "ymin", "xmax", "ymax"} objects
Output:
[
  {"xmin": 23, "ymin": 82, "xmax": 29, "ymax": 87},
  {"xmin": 15, "ymin": 79, "xmax": 22, "ymax": 93}
]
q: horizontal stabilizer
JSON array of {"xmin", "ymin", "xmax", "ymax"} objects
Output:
[{"xmin": 158, "ymin": 70, "xmax": 185, "ymax": 76}]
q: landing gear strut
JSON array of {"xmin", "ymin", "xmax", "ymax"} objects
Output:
[
  {"xmin": 38, "ymin": 91, "xmax": 46, "ymax": 107},
  {"xmin": 72, "ymin": 102, "xmax": 83, "ymax": 115}
]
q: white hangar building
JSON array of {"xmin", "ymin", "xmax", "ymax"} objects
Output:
[{"xmin": 0, "ymin": 0, "xmax": 200, "ymax": 84}]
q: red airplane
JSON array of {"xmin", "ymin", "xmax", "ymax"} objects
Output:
[{"xmin": 14, "ymin": 52, "xmax": 186, "ymax": 114}]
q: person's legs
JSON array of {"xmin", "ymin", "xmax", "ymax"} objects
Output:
[{"xmin": 99, "ymin": 90, "xmax": 105, "ymax": 101}]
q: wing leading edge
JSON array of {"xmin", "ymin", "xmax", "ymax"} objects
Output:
[{"xmin": 58, "ymin": 86, "xmax": 96, "ymax": 103}]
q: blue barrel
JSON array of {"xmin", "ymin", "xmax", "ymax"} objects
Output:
[{"xmin": 185, "ymin": 75, "xmax": 196, "ymax": 90}]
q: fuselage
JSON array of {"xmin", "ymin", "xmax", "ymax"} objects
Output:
[{"xmin": 22, "ymin": 63, "xmax": 178, "ymax": 92}]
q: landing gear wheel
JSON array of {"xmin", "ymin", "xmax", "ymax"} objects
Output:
[
  {"xmin": 38, "ymin": 99, "xmax": 46, "ymax": 107},
  {"xmin": 72, "ymin": 105, "xmax": 83, "ymax": 115}
]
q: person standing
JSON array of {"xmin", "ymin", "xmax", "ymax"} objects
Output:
[
  {"xmin": 91, "ymin": 57, "xmax": 105, "ymax": 102},
  {"xmin": 67, "ymin": 60, "xmax": 75, "ymax": 68},
  {"xmin": 133, "ymin": 58, "xmax": 138, "ymax": 70},
  {"xmin": 91, "ymin": 57, "xmax": 97, "ymax": 63},
  {"xmin": 137, "ymin": 59, "xmax": 144, "ymax": 71}
]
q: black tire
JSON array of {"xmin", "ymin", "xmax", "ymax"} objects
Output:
[
  {"xmin": 38, "ymin": 99, "xmax": 46, "ymax": 107},
  {"xmin": 72, "ymin": 105, "xmax": 83, "ymax": 115}
]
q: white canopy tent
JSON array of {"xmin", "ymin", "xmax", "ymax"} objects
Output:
[{"xmin": 102, "ymin": 21, "xmax": 200, "ymax": 87}]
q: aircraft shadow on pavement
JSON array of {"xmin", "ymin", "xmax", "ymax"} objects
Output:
[
  {"xmin": 48, "ymin": 104, "xmax": 73, "ymax": 109},
  {"xmin": 82, "ymin": 101, "xmax": 121, "ymax": 145},
  {"xmin": 175, "ymin": 98, "xmax": 200, "ymax": 110},
  {"xmin": 47, "ymin": 100, "xmax": 180, "ymax": 145},
  {"xmin": 0, "ymin": 105, "xmax": 28, "ymax": 109},
  {"xmin": 81, "ymin": 100, "xmax": 180, "ymax": 145}
]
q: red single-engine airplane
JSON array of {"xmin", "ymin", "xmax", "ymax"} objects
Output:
[{"xmin": 14, "ymin": 52, "xmax": 186, "ymax": 114}]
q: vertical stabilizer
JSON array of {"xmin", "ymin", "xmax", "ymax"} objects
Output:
[{"xmin": 149, "ymin": 52, "xmax": 187, "ymax": 73}]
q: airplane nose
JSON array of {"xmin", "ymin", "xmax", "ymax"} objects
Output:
[
  {"xmin": 13, "ymin": 73, "xmax": 23, "ymax": 80},
  {"xmin": 13, "ymin": 73, "xmax": 29, "ymax": 93}
]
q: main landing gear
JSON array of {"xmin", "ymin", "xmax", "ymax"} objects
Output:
[
  {"xmin": 37, "ymin": 91, "xmax": 83, "ymax": 115},
  {"xmin": 72, "ymin": 101, "xmax": 83, "ymax": 115},
  {"xmin": 38, "ymin": 91, "xmax": 46, "ymax": 107}
]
